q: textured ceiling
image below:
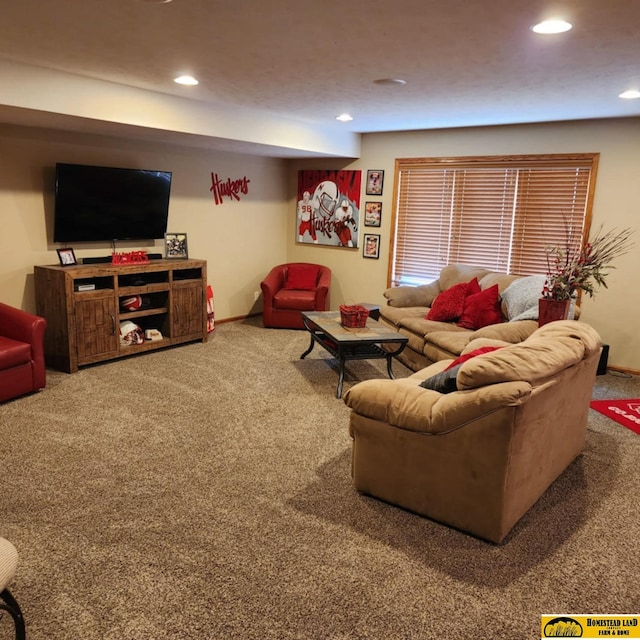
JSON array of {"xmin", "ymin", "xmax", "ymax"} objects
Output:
[{"xmin": 1, "ymin": 0, "xmax": 639, "ymax": 149}]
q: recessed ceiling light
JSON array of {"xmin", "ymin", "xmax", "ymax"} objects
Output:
[
  {"xmin": 174, "ymin": 75, "xmax": 199, "ymax": 86},
  {"xmin": 531, "ymin": 19, "xmax": 572, "ymax": 34},
  {"xmin": 136, "ymin": 0, "xmax": 173, "ymax": 4},
  {"xmin": 336, "ymin": 113, "xmax": 353, "ymax": 122},
  {"xmin": 374, "ymin": 78, "xmax": 407, "ymax": 86},
  {"xmin": 619, "ymin": 89, "xmax": 640, "ymax": 100}
]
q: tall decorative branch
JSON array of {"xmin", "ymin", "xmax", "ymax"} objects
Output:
[{"xmin": 542, "ymin": 225, "xmax": 635, "ymax": 301}]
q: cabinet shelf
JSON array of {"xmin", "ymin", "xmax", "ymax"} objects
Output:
[
  {"xmin": 120, "ymin": 307, "xmax": 169, "ymax": 320},
  {"xmin": 119, "ymin": 283, "xmax": 171, "ymax": 296},
  {"xmin": 119, "ymin": 338, "xmax": 172, "ymax": 354},
  {"xmin": 34, "ymin": 258, "xmax": 208, "ymax": 373}
]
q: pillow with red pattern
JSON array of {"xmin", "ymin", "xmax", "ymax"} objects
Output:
[
  {"xmin": 443, "ymin": 345, "xmax": 504, "ymax": 371},
  {"xmin": 457, "ymin": 284, "xmax": 503, "ymax": 330},
  {"xmin": 426, "ymin": 278, "xmax": 481, "ymax": 322},
  {"xmin": 284, "ymin": 264, "xmax": 320, "ymax": 290}
]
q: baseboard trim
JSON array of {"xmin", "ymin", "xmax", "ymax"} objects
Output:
[
  {"xmin": 606, "ymin": 365, "xmax": 640, "ymax": 377},
  {"xmin": 214, "ymin": 312, "xmax": 262, "ymax": 326}
]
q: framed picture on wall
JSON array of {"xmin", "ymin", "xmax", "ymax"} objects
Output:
[
  {"xmin": 365, "ymin": 170, "xmax": 384, "ymax": 195},
  {"xmin": 364, "ymin": 202, "xmax": 382, "ymax": 227},
  {"xmin": 296, "ymin": 170, "xmax": 362, "ymax": 248},
  {"xmin": 57, "ymin": 248, "xmax": 77, "ymax": 266},
  {"xmin": 165, "ymin": 233, "xmax": 189, "ymax": 259},
  {"xmin": 363, "ymin": 233, "xmax": 380, "ymax": 259}
]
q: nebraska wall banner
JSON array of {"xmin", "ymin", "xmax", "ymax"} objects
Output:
[{"xmin": 297, "ymin": 170, "xmax": 361, "ymax": 248}]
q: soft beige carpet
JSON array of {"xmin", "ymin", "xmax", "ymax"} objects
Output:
[{"xmin": 1, "ymin": 317, "xmax": 639, "ymax": 639}]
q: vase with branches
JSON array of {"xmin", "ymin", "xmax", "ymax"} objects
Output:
[
  {"xmin": 538, "ymin": 224, "xmax": 634, "ymax": 326},
  {"xmin": 542, "ymin": 225, "xmax": 635, "ymax": 301}
]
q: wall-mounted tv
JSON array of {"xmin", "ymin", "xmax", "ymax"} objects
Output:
[{"xmin": 53, "ymin": 163, "xmax": 172, "ymax": 243}]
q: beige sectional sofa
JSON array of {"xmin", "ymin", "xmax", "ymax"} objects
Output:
[
  {"xmin": 344, "ymin": 320, "xmax": 602, "ymax": 543},
  {"xmin": 380, "ymin": 263, "xmax": 545, "ymax": 371}
]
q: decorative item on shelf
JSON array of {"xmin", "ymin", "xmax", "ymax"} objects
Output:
[
  {"xmin": 57, "ymin": 247, "xmax": 77, "ymax": 266},
  {"xmin": 539, "ymin": 224, "xmax": 634, "ymax": 326},
  {"xmin": 339, "ymin": 304, "xmax": 370, "ymax": 328},
  {"xmin": 165, "ymin": 233, "xmax": 189, "ymax": 259},
  {"xmin": 119, "ymin": 295, "xmax": 151, "ymax": 312},
  {"xmin": 119, "ymin": 321, "xmax": 144, "ymax": 346},
  {"xmin": 111, "ymin": 250, "xmax": 149, "ymax": 265}
]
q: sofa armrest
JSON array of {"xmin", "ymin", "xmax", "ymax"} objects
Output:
[
  {"xmin": 314, "ymin": 267, "xmax": 331, "ymax": 310},
  {"xmin": 383, "ymin": 281, "xmax": 441, "ymax": 308},
  {"xmin": 344, "ymin": 377, "xmax": 531, "ymax": 434},
  {"xmin": 0, "ymin": 302, "xmax": 46, "ymax": 347},
  {"xmin": 260, "ymin": 266, "xmax": 286, "ymax": 306}
]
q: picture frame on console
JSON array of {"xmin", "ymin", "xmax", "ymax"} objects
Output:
[
  {"xmin": 57, "ymin": 247, "xmax": 77, "ymax": 266},
  {"xmin": 165, "ymin": 233, "xmax": 189, "ymax": 259}
]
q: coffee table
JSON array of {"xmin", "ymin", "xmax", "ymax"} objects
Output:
[{"xmin": 300, "ymin": 310, "xmax": 408, "ymax": 398}]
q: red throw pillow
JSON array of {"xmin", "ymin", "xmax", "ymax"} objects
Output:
[
  {"xmin": 426, "ymin": 278, "xmax": 481, "ymax": 322},
  {"xmin": 457, "ymin": 284, "xmax": 503, "ymax": 330},
  {"xmin": 284, "ymin": 264, "xmax": 319, "ymax": 290},
  {"xmin": 444, "ymin": 346, "xmax": 503, "ymax": 371}
]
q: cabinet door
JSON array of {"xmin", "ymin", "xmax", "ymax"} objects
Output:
[
  {"xmin": 172, "ymin": 283, "xmax": 205, "ymax": 339},
  {"xmin": 75, "ymin": 297, "xmax": 119, "ymax": 363}
]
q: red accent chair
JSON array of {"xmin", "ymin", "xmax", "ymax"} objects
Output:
[
  {"xmin": 0, "ymin": 301, "xmax": 47, "ymax": 403},
  {"xmin": 261, "ymin": 263, "xmax": 331, "ymax": 329}
]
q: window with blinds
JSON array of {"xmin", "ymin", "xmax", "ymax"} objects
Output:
[{"xmin": 390, "ymin": 154, "xmax": 599, "ymax": 286}]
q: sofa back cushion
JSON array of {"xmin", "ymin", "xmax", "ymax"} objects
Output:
[
  {"xmin": 438, "ymin": 264, "xmax": 491, "ymax": 291},
  {"xmin": 457, "ymin": 320, "xmax": 601, "ymax": 390},
  {"xmin": 284, "ymin": 264, "xmax": 319, "ymax": 290}
]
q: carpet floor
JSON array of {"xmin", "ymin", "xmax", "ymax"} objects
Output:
[{"xmin": 1, "ymin": 317, "xmax": 639, "ymax": 639}]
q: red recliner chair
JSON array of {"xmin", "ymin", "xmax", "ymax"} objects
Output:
[
  {"xmin": 261, "ymin": 263, "xmax": 331, "ymax": 329},
  {"xmin": 0, "ymin": 301, "xmax": 47, "ymax": 403}
]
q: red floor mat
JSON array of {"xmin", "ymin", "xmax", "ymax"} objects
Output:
[{"xmin": 590, "ymin": 399, "xmax": 640, "ymax": 435}]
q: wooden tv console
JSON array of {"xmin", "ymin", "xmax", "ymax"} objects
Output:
[{"xmin": 34, "ymin": 259, "xmax": 208, "ymax": 373}]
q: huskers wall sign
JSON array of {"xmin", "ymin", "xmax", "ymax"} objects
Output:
[
  {"xmin": 297, "ymin": 170, "xmax": 361, "ymax": 248},
  {"xmin": 210, "ymin": 172, "xmax": 251, "ymax": 205}
]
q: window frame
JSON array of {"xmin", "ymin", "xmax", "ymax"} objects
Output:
[{"xmin": 388, "ymin": 153, "xmax": 600, "ymax": 287}]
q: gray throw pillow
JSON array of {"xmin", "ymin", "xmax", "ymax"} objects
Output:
[
  {"xmin": 419, "ymin": 365, "xmax": 461, "ymax": 393},
  {"xmin": 501, "ymin": 275, "xmax": 546, "ymax": 322}
]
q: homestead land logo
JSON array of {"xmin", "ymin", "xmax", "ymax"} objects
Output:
[
  {"xmin": 542, "ymin": 615, "xmax": 640, "ymax": 638},
  {"xmin": 210, "ymin": 172, "xmax": 250, "ymax": 205}
]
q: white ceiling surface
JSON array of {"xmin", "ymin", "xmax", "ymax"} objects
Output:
[{"xmin": 1, "ymin": 0, "xmax": 639, "ymax": 158}]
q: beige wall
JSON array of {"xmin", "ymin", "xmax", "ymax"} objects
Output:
[
  {"xmin": 2, "ymin": 117, "xmax": 638, "ymax": 371},
  {"xmin": 0, "ymin": 123, "xmax": 287, "ymax": 321},
  {"xmin": 287, "ymin": 118, "xmax": 640, "ymax": 371}
]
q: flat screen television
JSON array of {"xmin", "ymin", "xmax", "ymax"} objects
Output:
[{"xmin": 53, "ymin": 163, "xmax": 172, "ymax": 243}]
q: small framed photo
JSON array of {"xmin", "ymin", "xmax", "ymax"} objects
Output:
[
  {"xmin": 366, "ymin": 170, "xmax": 384, "ymax": 195},
  {"xmin": 165, "ymin": 233, "xmax": 189, "ymax": 259},
  {"xmin": 363, "ymin": 233, "xmax": 381, "ymax": 259},
  {"xmin": 364, "ymin": 202, "xmax": 382, "ymax": 227},
  {"xmin": 57, "ymin": 248, "xmax": 77, "ymax": 266}
]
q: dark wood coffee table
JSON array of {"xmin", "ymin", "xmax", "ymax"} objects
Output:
[{"xmin": 300, "ymin": 310, "xmax": 408, "ymax": 398}]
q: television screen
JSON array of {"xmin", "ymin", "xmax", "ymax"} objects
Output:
[{"xmin": 53, "ymin": 163, "xmax": 172, "ymax": 242}]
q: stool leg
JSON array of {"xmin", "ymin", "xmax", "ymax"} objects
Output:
[{"xmin": 0, "ymin": 589, "xmax": 26, "ymax": 640}]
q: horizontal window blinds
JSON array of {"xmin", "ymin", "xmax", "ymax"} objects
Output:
[{"xmin": 391, "ymin": 155, "xmax": 597, "ymax": 286}]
